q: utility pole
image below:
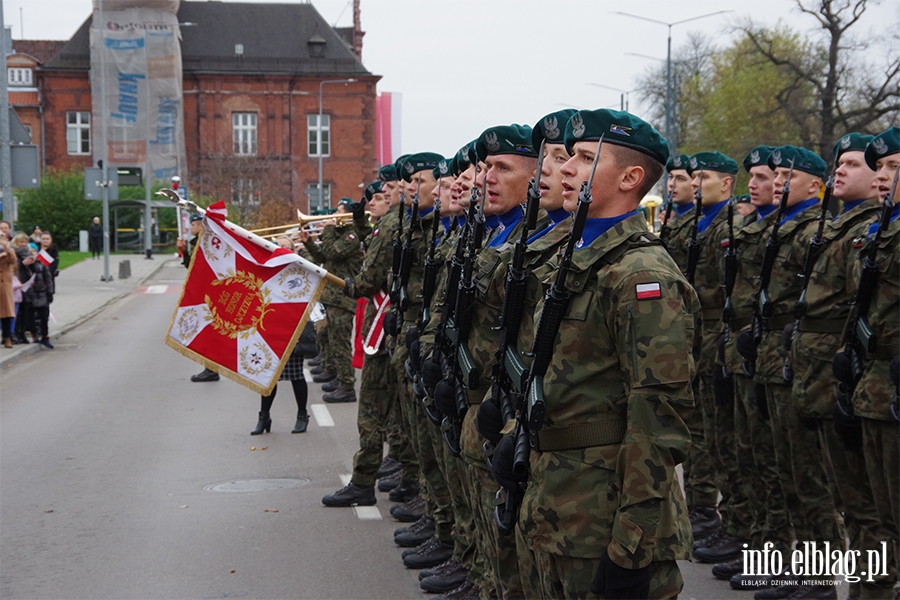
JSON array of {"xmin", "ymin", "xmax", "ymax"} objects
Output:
[
  {"xmin": 0, "ymin": 0, "xmax": 12, "ymax": 224},
  {"xmin": 98, "ymin": 0, "xmax": 112, "ymax": 281}
]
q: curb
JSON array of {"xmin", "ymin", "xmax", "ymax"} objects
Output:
[{"xmin": 1, "ymin": 257, "xmax": 175, "ymax": 368}]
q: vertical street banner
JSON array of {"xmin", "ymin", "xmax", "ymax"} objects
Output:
[
  {"xmin": 166, "ymin": 201, "xmax": 327, "ymax": 395},
  {"xmin": 89, "ymin": 0, "xmax": 187, "ymax": 183}
]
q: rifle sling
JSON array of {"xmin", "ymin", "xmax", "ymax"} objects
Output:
[
  {"xmin": 797, "ymin": 318, "xmax": 846, "ymax": 334},
  {"xmin": 533, "ymin": 417, "xmax": 627, "ymax": 451},
  {"xmin": 762, "ymin": 314, "xmax": 795, "ymax": 333},
  {"xmin": 703, "ymin": 308, "xmax": 723, "ymax": 322}
]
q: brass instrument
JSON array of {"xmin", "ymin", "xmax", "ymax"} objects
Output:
[
  {"xmin": 640, "ymin": 195, "xmax": 662, "ymax": 233},
  {"xmin": 250, "ymin": 209, "xmax": 369, "ymax": 240}
]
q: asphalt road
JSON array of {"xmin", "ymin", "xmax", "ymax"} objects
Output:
[{"xmin": 1, "ymin": 266, "xmax": 752, "ymax": 600}]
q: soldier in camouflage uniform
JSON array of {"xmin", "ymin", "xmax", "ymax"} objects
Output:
[
  {"xmin": 835, "ymin": 127, "xmax": 900, "ymax": 599},
  {"xmin": 492, "ymin": 109, "xmax": 700, "ymax": 600},
  {"xmin": 302, "ymin": 202, "xmax": 364, "ymax": 403},
  {"xmin": 659, "ymin": 153, "xmax": 697, "ymax": 267},
  {"xmin": 790, "ymin": 133, "xmax": 896, "ymax": 599},
  {"xmin": 713, "ymin": 146, "xmax": 796, "ymax": 588},
  {"xmin": 737, "ymin": 146, "xmax": 843, "ymax": 600}
]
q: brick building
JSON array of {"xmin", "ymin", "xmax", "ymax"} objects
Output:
[{"xmin": 16, "ymin": 1, "xmax": 379, "ymax": 221}]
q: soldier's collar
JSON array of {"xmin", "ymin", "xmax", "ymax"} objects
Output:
[{"xmin": 568, "ymin": 212, "xmax": 649, "ymax": 273}]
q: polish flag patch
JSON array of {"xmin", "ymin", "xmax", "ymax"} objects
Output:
[
  {"xmin": 636, "ymin": 282, "xmax": 662, "ymax": 300},
  {"xmin": 37, "ymin": 249, "xmax": 54, "ymax": 267},
  {"xmin": 720, "ymin": 238, "xmax": 731, "ymax": 247}
]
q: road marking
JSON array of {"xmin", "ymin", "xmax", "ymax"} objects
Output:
[
  {"xmin": 145, "ymin": 285, "xmax": 168, "ymax": 294},
  {"xmin": 339, "ymin": 475, "xmax": 381, "ymax": 520},
  {"xmin": 310, "ymin": 404, "xmax": 334, "ymax": 427},
  {"xmin": 303, "ymin": 367, "xmax": 313, "ymax": 382}
]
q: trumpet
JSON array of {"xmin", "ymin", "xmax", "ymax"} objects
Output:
[
  {"xmin": 640, "ymin": 195, "xmax": 662, "ymax": 233},
  {"xmin": 249, "ymin": 209, "xmax": 370, "ymax": 240}
]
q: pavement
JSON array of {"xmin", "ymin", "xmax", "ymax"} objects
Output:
[{"xmin": 0, "ymin": 252, "xmax": 180, "ymax": 366}]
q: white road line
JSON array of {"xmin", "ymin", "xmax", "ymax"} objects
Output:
[
  {"xmin": 338, "ymin": 475, "xmax": 382, "ymax": 520},
  {"xmin": 310, "ymin": 404, "xmax": 334, "ymax": 427},
  {"xmin": 145, "ymin": 285, "xmax": 168, "ymax": 294},
  {"xmin": 303, "ymin": 368, "xmax": 313, "ymax": 383}
]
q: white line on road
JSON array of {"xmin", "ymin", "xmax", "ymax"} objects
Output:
[
  {"xmin": 339, "ymin": 475, "xmax": 382, "ymax": 520},
  {"xmin": 145, "ymin": 285, "xmax": 168, "ymax": 294},
  {"xmin": 310, "ymin": 404, "xmax": 334, "ymax": 427}
]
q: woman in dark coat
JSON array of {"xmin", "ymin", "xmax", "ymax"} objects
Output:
[{"xmin": 88, "ymin": 217, "xmax": 103, "ymax": 259}]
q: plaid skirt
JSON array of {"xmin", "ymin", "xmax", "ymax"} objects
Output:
[{"xmin": 279, "ymin": 345, "xmax": 305, "ymax": 381}]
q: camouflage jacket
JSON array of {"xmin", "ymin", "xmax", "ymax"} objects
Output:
[
  {"xmin": 419, "ymin": 223, "xmax": 464, "ymax": 349},
  {"xmin": 387, "ymin": 208, "xmax": 438, "ymax": 324},
  {"xmin": 691, "ymin": 202, "xmax": 731, "ymax": 371},
  {"xmin": 754, "ymin": 203, "xmax": 822, "ymax": 385},
  {"xmin": 518, "ymin": 213, "xmax": 699, "ymax": 566},
  {"xmin": 790, "ymin": 200, "xmax": 880, "ymax": 417},
  {"xmin": 661, "ymin": 208, "xmax": 696, "ymax": 274},
  {"xmin": 306, "ymin": 223, "xmax": 364, "ymax": 312},
  {"xmin": 849, "ymin": 214, "xmax": 899, "ymax": 420},
  {"xmin": 351, "ymin": 209, "xmax": 399, "ymax": 300}
]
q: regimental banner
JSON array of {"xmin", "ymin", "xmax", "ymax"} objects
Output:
[
  {"xmin": 89, "ymin": 0, "xmax": 187, "ymax": 183},
  {"xmin": 166, "ymin": 201, "xmax": 326, "ymax": 395}
]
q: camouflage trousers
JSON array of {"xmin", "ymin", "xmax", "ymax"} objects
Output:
[
  {"xmin": 733, "ymin": 374, "xmax": 793, "ymax": 550},
  {"xmin": 766, "ymin": 383, "xmax": 843, "ymax": 549},
  {"xmin": 321, "ymin": 305, "xmax": 356, "ymax": 391},
  {"xmin": 682, "ymin": 376, "xmax": 719, "ymax": 507},
  {"xmin": 413, "ymin": 384, "xmax": 455, "ymax": 544},
  {"xmin": 465, "ymin": 463, "xmax": 524, "ymax": 599},
  {"xmin": 861, "ymin": 418, "xmax": 900, "ymax": 592},
  {"xmin": 818, "ymin": 419, "xmax": 897, "ymax": 599},
  {"xmin": 389, "ymin": 332, "xmax": 420, "ymax": 485},
  {"xmin": 350, "ymin": 351, "xmax": 416, "ymax": 488},
  {"xmin": 519, "ymin": 551, "xmax": 683, "ymax": 600},
  {"xmin": 442, "ymin": 440, "xmax": 483, "ymax": 587}
]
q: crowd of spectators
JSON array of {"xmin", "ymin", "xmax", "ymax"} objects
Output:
[{"xmin": 0, "ymin": 220, "xmax": 57, "ymax": 349}]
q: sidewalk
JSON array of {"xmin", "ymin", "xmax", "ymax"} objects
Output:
[{"xmin": 1, "ymin": 253, "xmax": 177, "ymax": 366}]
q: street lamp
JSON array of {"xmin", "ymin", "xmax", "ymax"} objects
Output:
[
  {"xmin": 586, "ymin": 83, "xmax": 632, "ymax": 111},
  {"xmin": 614, "ymin": 10, "xmax": 732, "ymax": 154},
  {"xmin": 317, "ymin": 78, "xmax": 357, "ymax": 211}
]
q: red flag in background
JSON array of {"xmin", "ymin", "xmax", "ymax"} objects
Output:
[
  {"xmin": 352, "ymin": 297, "xmax": 367, "ymax": 369},
  {"xmin": 166, "ymin": 201, "xmax": 329, "ymax": 395}
]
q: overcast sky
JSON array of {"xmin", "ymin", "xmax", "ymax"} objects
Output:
[{"xmin": 8, "ymin": 0, "xmax": 899, "ymax": 160}]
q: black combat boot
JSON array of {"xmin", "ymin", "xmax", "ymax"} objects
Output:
[{"xmin": 321, "ymin": 483, "xmax": 376, "ymax": 507}]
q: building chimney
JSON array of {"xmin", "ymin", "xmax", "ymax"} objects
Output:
[{"xmin": 352, "ymin": 0, "xmax": 364, "ymax": 62}]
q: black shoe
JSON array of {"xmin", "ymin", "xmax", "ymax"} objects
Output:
[
  {"xmin": 378, "ymin": 470, "xmax": 402, "ymax": 492},
  {"xmin": 39, "ymin": 337, "xmax": 54, "ymax": 349},
  {"xmin": 430, "ymin": 581, "xmax": 478, "ymax": 600},
  {"xmin": 754, "ymin": 582, "xmax": 801, "ymax": 600},
  {"xmin": 419, "ymin": 557, "xmax": 457, "ymax": 581},
  {"xmin": 402, "ymin": 535, "xmax": 437, "ymax": 558},
  {"xmin": 292, "ymin": 412, "xmax": 309, "ymax": 434},
  {"xmin": 321, "ymin": 381, "xmax": 340, "ymax": 393},
  {"xmin": 389, "ymin": 481, "xmax": 420, "ymax": 503},
  {"xmin": 695, "ymin": 535, "xmax": 748, "ymax": 563},
  {"xmin": 312, "ymin": 371, "xmax": 336, "ymax": 383},
  {"xmin": 323, "ymin": 388, "xmax": 356, "ymax": 403},
  {"xmin": 307, "ymin": 356, "xmax": 321, "ymax": 367},
  {"xmin": 250, "ymin": 412, "xmax": 271, "ymax": 435},
  {"xmin": 689, "ymin": 504, "xmax": 722, "ymax": 537},
  {"xmin": 322, "ymin": 483, "xmax": 376, "ymax": 507},
  {"xmin": 693, "ymin": 524, "xmax": 725, "ymax": 551},
  {"xmin": 395, "ymin": 515, "xmax": 436, "ymax": 547},
  {"xmin": 732, "ymin": 573, "xmax": 774, "ymax": 591},
  {"xmin": 421, "ymin": 562, "xmax": 468, "ymax": 594},
  {"xmin": 395, "ymin": 514, "xmax": 431, "ymax": 538},
  {"xmin": 712, "ymin": 557, "xmax": 744, "ymax": 580},
  {"xmin": 391, "ymin": 495, "xmax": 425, "ymax": 522},
  {"xmin": 403, "ymin": 539, "xmax": 453, "ymax": 569},
  {"xmin": 191, "ymin": 368, "xmax": 220, "ymax": 382},
  {"xmin": 309, "ymin": 364, "xmax": 325, "ymax": 375},
  {"xmin": 376, "ymin": 456, "xmax": 402, "ymax": 479}
]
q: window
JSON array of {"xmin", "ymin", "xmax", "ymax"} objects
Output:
[
  {"xmin": 308, "ymin": 114, "xmax": 330, "ymax": 157},
  {"xmin": 232, "ymin": 113, "xmax": 258, "ymax": 156},
  {"xmin": 8, "ymin": 68, "xmax": 32, "ymax": 86},
  {"xmin": 66, "ymin": 111, "xmax": 91, "ymax": 155},
  {"xmin": 231, "ymin": 178, "xmax": 260, "ymax": 206},
  {"xmin": 306, "ymin": 183, "xmax": 331, "ymax": 213}
]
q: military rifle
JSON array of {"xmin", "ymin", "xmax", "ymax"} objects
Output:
[
  {"xmin": 783, "ymin": 168, "xmax": 834, "ymax": 381},
  {"xmin": 420, "ymin": 194, "xmax": 442, "ymax": 330},
  {"xmin": 659, "ymin": 188, "xmax": 675, "ymax": 247},
  {"xmin": 495, "ymin": 136, "xmax": 603, "ymax": 535},
  {"xmin": 399, "ymin": 178, "xmax": 422, "ymax": 314},
  {"xmin": 722, "ymin": 196, "xmax": 737, "ymax": 342},
  {"xmin": 838, "ymin": 166, "xmax": 898, "ymax": 418},
  {"xmin": 390, "ymin": 190, "xmax": 405, "ymax": 306},
  {"xmin": 684, "ymin": 170, "xmax": 704, "ymax": 285},
  {"xmin": 743, "ymin": 160, "xmax": 795, "ymax": 377}
]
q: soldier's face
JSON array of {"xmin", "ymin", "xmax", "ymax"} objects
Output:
[
  {"xmin": 774, "ymin": 168, "xmax": 820, "ymax": 206},
  {"xmin": 455, "ymin": 164, "xmax": 477, "ymax": 209},
  {"xmin": 874, "ymin": 154, "xmax": 900, "ymax": 202},
  {"xmin": 481, "ymin": 154, "xmax": 534, "ymax": 216},
  {"xmin": 667, "ymin": 170, "xmax": 693, "ymax": 204},
  {"xmin": 834, "ymin": 150, "xmax": 877, "ymax": 202},
  {"xmin": 383, "ymin": 180, "xmax": 401, "ymax": 206},
  {"xmin": 369, "ymin": 193, "xmax": 389, "ymax": 219},
  {"xmin": 538, "ymin": 144, "xmax": 570, "ymax": 212},
  {"xmin": 559, "ymin": 142, "xmax": 623, "ymax": 214},
  {"xmin": 748, "ymin": 166, "xmax": 775, "ymax": 207},
  {"xmin": 407, "ymin": 171, "xmax": 437, "ymax": 210},
  {"xmin": 690, "ymin": 170, "xmax": 731, "ymax": 206},
  {"xmin": 190, "ymin": 221, "xmax": 202, "ymax": 236},
  {"xmin": 432, "ymin": 176, "xmax": 456, "ymax": 215}
]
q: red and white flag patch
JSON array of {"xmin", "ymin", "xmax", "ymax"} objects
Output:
[
  {"xmin": 636, "ymin": 282, "xmax": 662, "ymax": 300},
  {"xmin": 37, "ymin": 249, "xmax": 54, "ymax": 267}
]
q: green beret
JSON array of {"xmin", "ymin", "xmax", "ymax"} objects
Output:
[
  {"xmin": 433, "ymin": 157, "xmax": 454, "ymax": 180},
  {"xmin": 475, "ymin": 124, "xmax": 537, "ymax": 161},
  {"xmin": 563, "ymin": 108, "xmax": 668, "ymax": 165},
  {"xmin": 666, "ymin": 154, "xmax": 691, "ymax": 172},
  {"xmin": 338, "ymin": 197, "xmax": 354, "ymax": 207},
  {"xmin": 400, "ymin": 152, "xmax": 444, "ymax": 182},
  {"xmin": 392, "ymin": 154, "xmax": 411, "ymax": 179},
  {"xmin": 688, "ymin": 151, "xmax": 739, "ymax": 175},
  {"xmin": 865, "ymin": 126, "xmax": 900, "ymax": 171},
  {"xmin": 364, "ymin": 180, "xmax": 383, "ymax": 201},
  {"xmin": 834, "ymin": 133, "xmax": 874, "ymax": 162},
  {"xmin": 379, "ymin": 163, "xmax": 399, "ymax": 182},
  {"xmin": 189, "ymin": 213, "xmax": 203, "ymax": 223},
  {"xmin": 768, "ymin": 146, "xmax": 827, "ymax": 178},
  {"xmin": 743, "ymin": 146, "xmax": 774, "ymax": 172},
  {"xmin": 736, "ymin": 193, "xmax": 751, "ymax": 204},
  {"xmin": 532, "ymin": 109, "xmax": 577, "ymax": 150}
]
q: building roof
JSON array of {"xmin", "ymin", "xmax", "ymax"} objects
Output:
[
  {"xmin": 11, "ymin": 40, "xmax": 66, "ymax": 64},
  {"xmin": 43, "ymin": 1, "xmax": 372, "ymax": 76}
]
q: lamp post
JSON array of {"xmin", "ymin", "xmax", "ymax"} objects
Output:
[
  {"xmin": 586, "ymin": 83, "xmax": 632, "ymax": 111},
  {"xmin": 317, "ymin": 78, "xmax": 356, "ymax": 211},
  {"xmin": 614, "ymin": 10, "xmax": 732, "ymax": 155}
]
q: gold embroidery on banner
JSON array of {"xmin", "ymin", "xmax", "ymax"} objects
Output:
[
  {"xmin": 277, "ymin": 265, "xmax": 312, "ymax": 300},
  {"xmin": 177, "ymin": 307, "xmax": 200, "ymax": 341},
  {"xmin": 204, "ymin": 269, "xmax": 273, "ymax": 339},
  {"xmin": 239, "ymin": 342, "xmax": 274, "ymax": 375}
]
